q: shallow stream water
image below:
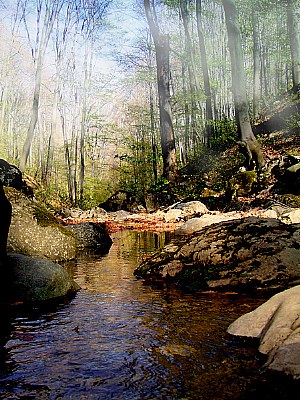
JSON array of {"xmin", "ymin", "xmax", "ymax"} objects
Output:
[{"xmin": 0, "ymin": 230, "xmax": 298, "ymax": 399}]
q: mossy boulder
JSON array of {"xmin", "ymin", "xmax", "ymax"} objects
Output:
[
  {"xmin": 5, "ymin": 187, "xmax": 76, "ymax": 261},
  {"xmin": 5, "ymin": 253, "xmax": 80, "ymax": 303},
  {"xmin": 228, "ymin": 170, "xmax": 257, "ymax": 198}
]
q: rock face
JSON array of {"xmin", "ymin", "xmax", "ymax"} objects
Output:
[
  {"xmin": 7, "ymin": 253, "xmax": 79, "ymax": 303},
  {"xmin": 65, "ymin": 222, "xmax": 112, "ymax": 253},
  {"xmin": 134, "ymin": 217, "xmax": 300, "ymax": 293},
  {"xmin": 6, "ymin": 187, "xmax": 76, "ymax": 261},
  {"xmin": 227, "ymin": 285, "xmax": 300, "ymax": 378}
]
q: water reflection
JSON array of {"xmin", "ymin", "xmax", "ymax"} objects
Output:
[{"xmin": 0, "ymin": 230, "xmax": 299, "ymax": 399}]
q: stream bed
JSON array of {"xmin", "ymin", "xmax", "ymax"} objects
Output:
[{"xmin": 0, "ymin": 230, "xmax": 298, "ymax": 399}]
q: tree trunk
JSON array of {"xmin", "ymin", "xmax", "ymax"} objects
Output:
[
  {"xmin": 196, "ymin": 0, "xmax": 213, "ymax": 144},
  {"xmin": 19, "ymin": 0, "xmax": 61, "ymax": 172},
  {"xmin": 149, "ymin": 83, "xmax": 158, "ymax": 183},
  {"xmin": 19, "ymin": 50, "xmax": 42, "ymax": 172},
  {"xmin": 222, "ymin": 0, "xmax": 264, "ymax": 170},
  {"xmin": 252, "ymin": 6, "xmax": 260, "ymax": 117},
  {"xmin": 287, "ymin": 0, "xmax": 300, "ymax": 92},
  {"xmin": 42, "ymin": 86, "xmax": 58, "ymax": 186},
  {"xmin": 144, "ymin": 0, "xmax": 177, "ymax": 181}
]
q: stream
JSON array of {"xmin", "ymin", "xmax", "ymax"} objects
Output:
[{"xmin": 0, "ymin": 230, "xmax": 298, "ymax": 399}]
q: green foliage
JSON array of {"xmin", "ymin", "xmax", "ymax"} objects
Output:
[
  {"xmin": 210, "ymin": 119, "xmax": 238, "ymax": 151},
  {"xmin": 286, "ymin": 113, "xmax": 300, "ymax": 135},
  {"xmin": 228, "ymin": 170, "xmax": 257, "ymax": 198},
  {"xmin": 151, "ymin": 176, "xmax": 170, "ymax": 194},
  {"xmin": 78, "ymin": 177, "xmax": 113, "ymax": 210},
  {"xmin": 209, "ymin": 148, "xmax": 245, "ymax": 193}
]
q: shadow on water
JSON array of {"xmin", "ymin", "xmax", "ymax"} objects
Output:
[{"xmin": 0, "ymin": 229, "xmax": 299, "ymax": 399}]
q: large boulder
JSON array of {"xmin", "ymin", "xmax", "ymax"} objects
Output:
[
  {"xmin": 272, "ymin": 154, "xmax": 300, "ymax": 194},
  {"xmin": 0, "ymin": 159, "xmax": 23, "ymax": 190},
  {"xmin": 0, "ymin": 185, "xmax": 79, "ymax": 305},
  {"xmin": 0, "ymin": 182, "xmax": 12, "ymax": 264},
  {"xmin": 175, "ymin": 212, "xmax": 240, "ymax": 235},
  {"xmin": 6, "ymin": 253, "xmax": 79, "ymax": 303},
  {"xmin": 6, "ymin": 187, "xmax": 76, "ymax": 261},
  {"xmin": 134, "ymin": 217, "xmax": 300, "ymax": 293},
  {"xmin": 227, "ymin": 285, "xmax": 300, "ymax": 378},
  {"xmin": 65, "ymin": 222, "xmax": 112, "ymax": 254},
  {"xmin": 99, "ymin": 190, "xmax": 143, "ymax": 212}
]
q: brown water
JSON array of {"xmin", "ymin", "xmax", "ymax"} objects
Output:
[{"xmin": 0, "ymin": 230, "xmax": 298, "ymax": 399}]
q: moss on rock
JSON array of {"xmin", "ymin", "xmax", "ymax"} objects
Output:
[{"xmin": 5, "ymin": 187, "xmax": 76, "ymax": 261}]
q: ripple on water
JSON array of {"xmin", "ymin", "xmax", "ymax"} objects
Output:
[{"xmin": 0, "ymin": 230, "xmax": 299, "ymax": 399}]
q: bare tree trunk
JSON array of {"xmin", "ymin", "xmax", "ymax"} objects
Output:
[
  {"xmin": 195, "ymin": 0, "xmax": 213, "ymax": 144},
  {"xmin": 149, "ymin": 83, "xmax": 158, "ymax": 183},
  {"xmin": 222, "ymin": 0, "xmax": 264, "ymax": 170},
  {"xmin": 59, "ymin": 108, "xmax": 75, "ymax": 204},
  {"xmin": 252, "ymin": 6, "xmax": 260, "ymax": 117},
  {"xmin": 144, "ymin": 0, "xmax": 177, "ymax": 181},
  {"xmin": 79, "ymin": 41, "xmax": 88, "ymax": 201},
  {"xmin": 180, "ymin": 0, "xmax": 203, "ymax": 148},
  {"xmin": 19, "ymin": 50, "xmax": 42, "ymax": 172},
  {"xmin": 42, "ymin": 86, "xmax": 58, "ymax": 185},
  {"xmin": 19, "ymin": 0, "xmax": 62, "ymax": 172},
  {"xmin": 287, "ymin": 0, "xmax": 300, "ymax": 92}
]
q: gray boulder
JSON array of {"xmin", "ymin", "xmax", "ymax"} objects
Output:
[
  {"xmin": 7, "ymin": 253, "xmax": 80, "ymax": 303},
  {"xmin": 227, "ymin": 285, "xmax": 300, "ymax": 378},
  {"xmin": 65, "ymin": 222, "xmax": 112, "ymax": 253},
  {"xmin": 0, "ymin": 159, "xmax": 23, "ymax": 190},
  {"xmin": 135, "ymin": 217, "xmax": 300, "ymax": 293}
]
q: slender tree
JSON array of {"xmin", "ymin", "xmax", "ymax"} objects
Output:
[
  {"xmin": 287, "ymin": 0, "xmax": 300, "ymax": 92},
  {"xmin": 19, "ymin": 0, "xmax": 63, "ymax": 172},
  {"xmin": 195, "ymin": 0, "xmax": 213, "ymax": 144},
  {"xmin": 222, "ymin": 0, "xmax": 264, "ymax": 170},
  {"xmin": 251, "ymin": 5, "xmax": 261, "ymax": 116},
  {"xmin": 144, "ymin": 0, "xmax": 178, "ymax": 181}
]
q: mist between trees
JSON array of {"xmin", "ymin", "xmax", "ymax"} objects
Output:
[{"xmin": 0, "ymin": 0, "xmax": 299, "ymax": 209}]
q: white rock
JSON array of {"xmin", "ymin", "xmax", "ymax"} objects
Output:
[
  {"xmin": 280, "ymin": 208, "xmax": 300, "ymax": 224},
  {"xmin": 174, "ymin": 201, "xmax": 209, "ymax": 219},
  {"xmin": 164, "ymin": 209, "xmax": 183, "ymax": 222},
  {"xmin": 227, "ymin": 285, "xmax": 300, "ymax": 378},
  {"xmin": 175, "ymin": 213, "xmax": 240, "ymax": 235}
]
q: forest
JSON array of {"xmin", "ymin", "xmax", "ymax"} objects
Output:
[{"xmin": 0, "ymin": 0, "xmax": 299, "ymax": 211}]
